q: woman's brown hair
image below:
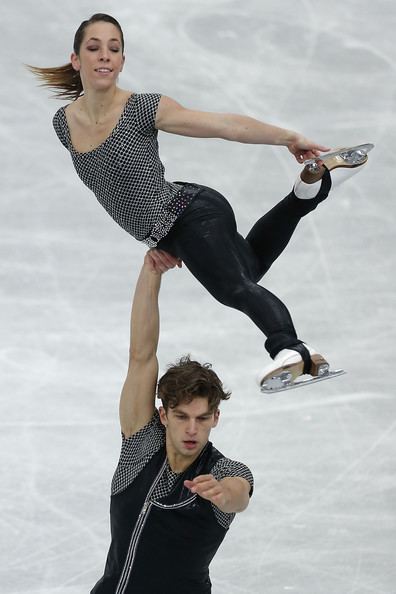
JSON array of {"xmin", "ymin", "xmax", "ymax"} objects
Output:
[
  {"xmin": 27, "ymin": 13, "xmax": 125, "ymax": 101},
  {"xmin": 158, "ymin": 355, "xmax": 231, "ymax": 413}
]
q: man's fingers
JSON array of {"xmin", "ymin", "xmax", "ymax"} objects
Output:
[
  {"xmin": 151, "ymin": 250, "xmax": 173, "ymax": 269},
  {"xmin": 157, "ymin": 250, "xmax": 182, "ymax": 268},
  {"xmin": 155, "ymin": 249, "xmax": 175, "ymax": 265},
  {"xmin": 186, "ymin": 481, "xmax": 219, "ymax": 497},
  {"xmin": 184, "ymin": 475, "xmax": 218, "ymax": 495},
  {"xmin": 146, "ymin": 250, "xmax": 175, "ymax": 272},
  {"xmin": 149, "ymin": 249, "xmax": 182, "ymax": 271},
  {"xmin": 184, "ymin": 478, "xmax": 211, "ymax": 491},
  {"xmin": 184, "ymin": 475, "xmax": 226, "ymax": 506},
  {"xmin": 145, "ymin": 251, "xmax": 159, "ymax": 271},
  {"xmin": 194, "ymin": 483, "xmax": 224, "ymax": 503}
]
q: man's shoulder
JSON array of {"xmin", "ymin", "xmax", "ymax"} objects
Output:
[
  {"xmin": 112, "ymin": 410, "xmax": 165, "ymax": 496},
  {"xmin": 210, "ymin": 448, "xmax": 254, "ymax": 492},
  {"xmin": 122, "ymin": 408, "xmax": 164, "ymax": 442},
  {"xmin": 119, "ymin": 409, "xmax": 165, "ymax": 462}
]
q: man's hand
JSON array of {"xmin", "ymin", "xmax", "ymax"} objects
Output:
[
  {"xmin": 184, "ymin": 474, "xmax": 250, "ymax": 513},
  {"xmin": 184, "ymin": 474, "xmax": 228, "ymax": 507},
  {"xmin": 120, "ymin": 249, "xmax": 180, "ymax": 438},
  {"xmin": 145, "ymin": 249, "xmax": 182, "ymax": 274}
]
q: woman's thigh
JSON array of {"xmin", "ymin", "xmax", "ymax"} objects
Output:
[{"xmin": 158, "ymin": 187, "xmax": 260, "ymax": 302}]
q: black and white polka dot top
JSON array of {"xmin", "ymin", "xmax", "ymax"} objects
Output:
[
  {"xmin": 53, "ymin": 93, "xmax": 201, "ymax": 247},
  {"xmin": 112, "ymin": 410, "xmax": 254, "ymax": 530}
]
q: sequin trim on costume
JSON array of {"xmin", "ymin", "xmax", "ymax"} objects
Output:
[{"xmin": 143, "ymin": 183, "xmax": 202, "ymax": 247}]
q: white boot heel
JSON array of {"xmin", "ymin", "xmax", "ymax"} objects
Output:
[
  {"xmin": 257, "ymin": 345, "xmax": 345, "ymax": 394},
  {"xmin": 257, "ymin": 345, "xmax": 327, "ymax": 387}
]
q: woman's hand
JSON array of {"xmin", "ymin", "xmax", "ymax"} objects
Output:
[{"xmin": 287, "ymin": 136, "xmax": 331, "ymax": 164}]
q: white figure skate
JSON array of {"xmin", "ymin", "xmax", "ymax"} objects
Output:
[
  {"xmin": 294, "ymin": 143, "xmax": 374, "ymax": 199},
  {"xmin": 258, "ymin": 345, "xmax": 345, "ymax": 394},
  {"xmin": 304, "ymin": 143, "xmax": 374, "ymax": 172}
]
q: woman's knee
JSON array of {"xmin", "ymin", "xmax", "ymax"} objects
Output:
[{"xmin": 211, "ymin": 277, "xmax": 255, "ymax": 309}]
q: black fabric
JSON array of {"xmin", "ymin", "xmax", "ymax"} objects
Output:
[
  {"xmin": 287, "ymin": 342, "xmax": 313, "ymax": 374},
  {"xmin": 159, "ymin": 172, "xmax": 331, "ymax": 358},
  {"xmin": 91, "ymin": 442, "xmax": 226, "ymax": 594}
]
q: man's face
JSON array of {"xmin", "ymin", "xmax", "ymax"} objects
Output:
[{"xmin": 159, "ymin": 397, "xmax": 219, "ymax": 464}]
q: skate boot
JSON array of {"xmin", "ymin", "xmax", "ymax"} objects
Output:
[
  {"xmin": 257, "ymin": 344, "xmax": 345, "ymax": 394},
  {"xmin": 294, "ymin": 143, "xmax": 374, "ymax": 198}
]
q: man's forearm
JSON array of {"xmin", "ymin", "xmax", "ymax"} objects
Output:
[
  {"xmin": 119, "ymin": 251, "xmax": 180, "ymax": 438},
  {"xmin": 129, "ymin": 260, "xmax": 161, "ymax": 363},
  {"xmin": 216, "ymin": 477, "xmax": 251, "ymax": 513}
]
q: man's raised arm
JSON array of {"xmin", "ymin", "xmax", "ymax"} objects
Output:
[{"xmin": 119, "ymin": 250, "xmax": 181, "ymax": 438}]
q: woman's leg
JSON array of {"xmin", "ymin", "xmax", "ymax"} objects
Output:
[
  {"xmin": 246, "ymin": 169, "xmax": 332, "ymax": 280},
  {"xmin": 158, "ymin": 186, "xmax": 304, "ymax": 357}
]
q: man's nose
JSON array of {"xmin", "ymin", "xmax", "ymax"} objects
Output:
[{"xmin": 187, "ymin": 420, "xmax": 197, "ymax": 435}]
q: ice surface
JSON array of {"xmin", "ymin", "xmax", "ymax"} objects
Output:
[{"xmin": 1, "ymin": 1, "xmax": 395, "ymax": 592}]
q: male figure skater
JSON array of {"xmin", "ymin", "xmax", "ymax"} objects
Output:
[{"xmin": 91, "ymin": 249, "xmax": 254, "ymax": 594}]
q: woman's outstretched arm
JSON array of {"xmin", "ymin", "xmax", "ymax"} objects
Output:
[{"xmin": 155, "ymin": 96, "xmax": 330, "ymax": 163}]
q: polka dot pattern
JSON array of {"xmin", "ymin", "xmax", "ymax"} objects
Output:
[
  {"xmin": 111, "ymin": 410, "xmax": 254, "ymax": 530},
  {"xmin": 52, "ymin": 93, "xmax": 201, "ymax": 246}
]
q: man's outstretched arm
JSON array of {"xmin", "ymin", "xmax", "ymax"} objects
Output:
[
  {"xmin": 184, "ymin": 475, "xmax": 251, "ymax": 514},
  {"xmin": 119, "ymin": 250, "xmax": 181, "ymax": 438}
]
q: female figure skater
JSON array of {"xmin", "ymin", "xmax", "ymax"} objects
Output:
[{"xmin": 29, "ymin": 13, "xmax": 372, "ymax": 391}]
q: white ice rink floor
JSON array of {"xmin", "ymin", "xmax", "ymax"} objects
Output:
[{"xmin": 1, "ymin": 1, "xmax": 396, "ymax": 592}]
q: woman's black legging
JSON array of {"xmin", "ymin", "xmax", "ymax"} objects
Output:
[{"xmin": 158, "ymin": 171, "xmax": 331, "ymax": 358}]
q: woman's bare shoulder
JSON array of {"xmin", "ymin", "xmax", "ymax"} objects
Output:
[{"xmin": 64, "ymin": 98, "xmax": 81, "ymax": 119}]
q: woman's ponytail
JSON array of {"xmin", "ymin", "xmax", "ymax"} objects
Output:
[
  {"xmin": 27, "ymin": 13, "xmax": 124, "ymax": 101},
  {"xmin": 27, "ymin": 63, "xmax": 83, "ymax": 101}
]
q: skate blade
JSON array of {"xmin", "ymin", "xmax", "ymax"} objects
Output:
[
  {"xmin": 304, "ymin": 143, "xmax": 374, "ymax": 167},
  {"xmin": 260, "ymin": 368, "xmax": 346, "ymax": 394}
]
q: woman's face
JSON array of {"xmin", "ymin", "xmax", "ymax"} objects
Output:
[{"xmin": 71, "ymin": 21, "xmax": 125, "ymax": 92}]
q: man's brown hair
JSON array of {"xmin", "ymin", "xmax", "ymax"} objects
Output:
[{"xmin": 158, "ymin": 355, "xmax": 231, "ymax": 412}]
